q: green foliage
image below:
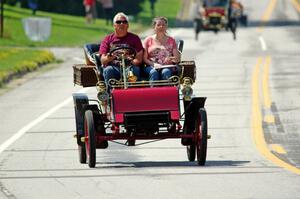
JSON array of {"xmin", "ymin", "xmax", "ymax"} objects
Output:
[
  {"xmin": 137, "ymin": 0, "xmax": 182, "ymax": 26},
  {"xmin": 0, "ymin": 5, "xmax": 114, "ymax": 46},
  {"xmin": 8, "ymin": 0, "xmax": 146, "ymax": 17},
  {"xmin": 30, "ymin": 0, "xmax": 85, "ymax": 16},
  {"xmin": 0, "ymin": 0, "xmax": 181, "ymax": 47},
  {"xmin": 114, "ymin": 0, "xmax": 146, "ymax": 16},
  {"xmin": 0, "ymin": 48, "xmax": 55, "ymax": 86},
  {"xmin": 0, "ymin": 0, "xmax": 181, "ymax": 86}
]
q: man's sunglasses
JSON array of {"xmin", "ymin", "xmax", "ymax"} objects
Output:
[{"xmin": 115, "ymin": 20, "xmax": 128, "ymax": 24}]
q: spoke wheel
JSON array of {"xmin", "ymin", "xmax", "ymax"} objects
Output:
[
  {"xmin": 84, "ymin": 110, "xmax": 96, "ymax": 168},
  {"xmin": 196, "ymin": 108, "xmax": 208, "ymax": 166}
]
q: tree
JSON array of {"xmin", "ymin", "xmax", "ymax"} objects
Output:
[{"xmin": 0, "ymin": 0, "xmax": 4, "ymax": 38}]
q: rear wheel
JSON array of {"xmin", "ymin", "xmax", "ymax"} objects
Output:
[
  {"xmin": 84, "ymin": 110, "xmax": 96, "ymax": 168},
  {"xmin": 196, "ymin": 108, "xmax": 208, "ymax": 166},
  {"xmin": 73, "ymin": 94, "xmax": 88, "ymax": 163}
]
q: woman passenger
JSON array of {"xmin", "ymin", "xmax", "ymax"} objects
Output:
[{"xmin": 143, "ymin": 17, "xmax": 181, "ymax": 81}]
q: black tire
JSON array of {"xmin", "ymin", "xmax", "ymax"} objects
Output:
[
  {"xmin": 184, "ymin": 123, "xmax": 195, "ymax": 161},
  {"xmin": 196, "ymin": 108, "xmax": 208, "ymax": 166},
  {"xmin": 84, "ymin": 110, "xmax": 96, "ymax": 168},
  {"xmin": 76, "ymin": 104, "xmax": 87, "ymax": 163},
  {"xmin": 78, "ymin": 144, "xmax": 87, "ymax": 163},
  {"xmin": 187, "ymin": 144, "xmax": 196, "ymax": 161},
  {"xmin": 127, "ymin": 139, "xmax": 136, "ymax": 146}
]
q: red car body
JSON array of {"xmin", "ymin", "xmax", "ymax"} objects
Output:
[{"xmin": 112, "ymin": 86, "xmax": 180, "ymax": 123}]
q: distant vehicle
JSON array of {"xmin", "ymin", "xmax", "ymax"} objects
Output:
[
  {"xmin": 201, "ymin": 0, "xmax": 229, "ymax": 33},
  {"xmin": 193, "ymin": 0, "xmax": 246, "ymax": 40}
]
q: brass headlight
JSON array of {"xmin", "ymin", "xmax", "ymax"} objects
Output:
[{"xmin": 181, "ymin": 77, "xmax": 193, "ymax": 101}]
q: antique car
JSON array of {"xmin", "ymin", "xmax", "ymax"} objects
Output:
[
  {"xmin": 72, "ymin": 40, "xmax": 209, "ymax": 168},
  {"xmin": 200, "ymin": 0, "xmax": 229, "ymax": 32}
]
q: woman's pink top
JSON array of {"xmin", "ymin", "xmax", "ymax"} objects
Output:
[{"xmin": 143, "ymin": 35, "xmax": 177, "ymax": 65}]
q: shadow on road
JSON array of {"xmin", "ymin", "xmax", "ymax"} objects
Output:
[{"xmin": 96, "ymin": 160, "xmax": 251, "ymax": 168}]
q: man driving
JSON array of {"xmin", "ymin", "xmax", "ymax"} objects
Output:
[{"xmin": 99, "ymin": 12, "xmax": 143, "ymax": 88}]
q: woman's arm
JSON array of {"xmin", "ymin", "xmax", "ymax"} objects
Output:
[
  {"xmin": 171, "ymin": 47, "xmax": 181, "ymax": 63},
  {"xmin": 142, "ymin": 37, "xmax": 155, "ymax": 66},
  {"xmin": 143, "ymin": 48, "xmax": 154, "ymax": 66}
]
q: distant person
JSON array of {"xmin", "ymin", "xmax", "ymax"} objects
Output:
[
  {"xmin": 143, "ymin": 17, "xmax": 181, "ymax": 81},
  {"xmin": 83, "ymin": 0, "xmax": 97, "ymax": 24},
  {"xmin": 191, "ymin": 0, "xmax": 205, "ymax": 40},
  {"xmin": 99, "ymin": 0, "xmax": 114, "ymax": 25},
  {"xmin": 149, "ymin": 0, "xmax": 156, "ymax": 17},
  {"xmin": 228, "ymin": 0, "xmax": 243, "ymax": 39},
  {"xmin": 229, "ymin": 0, "xmax": 243, "ymax": 17},
  {"xmin": 28, "ymin": 0, "xmax": 38, "ymax": 15}
]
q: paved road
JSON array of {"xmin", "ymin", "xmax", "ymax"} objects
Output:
[{"xmin": 0, "ymin": 0, "xmax": 300, "ymax": 198}]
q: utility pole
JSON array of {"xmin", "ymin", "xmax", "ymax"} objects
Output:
[{"xmin": 0, "ymin": 0, "xmax": 4, "ymax": 38}]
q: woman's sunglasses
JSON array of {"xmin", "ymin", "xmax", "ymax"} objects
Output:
[{"xmin": 115, "ymin": 20, "xmax": 128, "ymax": 24}]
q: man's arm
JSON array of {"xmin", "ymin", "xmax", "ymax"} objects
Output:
[
  {"xmin": 131, "ymin": 50, "xmax": 143, "ymax": 66},
  {"xmin": 99, "ymin": 36, "xmax": 116, "ymax": 66},
  {"xmin": 100, "ymin": 53, "xmax": 115, "ymax": 66}
]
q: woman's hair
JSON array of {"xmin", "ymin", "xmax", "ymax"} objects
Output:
[
  {"xmin": 152, "ymin": 16, "xmax": 168, "ymax": 27},
  {"xmin": 113, "ymin": 12, "xmax": 129, "ymax": 23}
]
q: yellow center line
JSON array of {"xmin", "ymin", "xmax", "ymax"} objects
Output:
[
  {"xmin": 264, "ymin": 114, "xmax": 275, "ymax": 123},
  {"xmin": 252, "ymin": 57, "xmax": 300, "ymax": 175},
  {"xmin": 263, "ymin": 56, "xmax": 272, "ymax": 109},
  {"xmin": 252, "ymin": 57, "xmax": 264, "ymax": 146},
  {"xmin": 257, "ymin": 0, "xmax": 277, "ymax": 32},
  {"xmin": 290, "ymin": 0, "xmax": 300, "ymax": 13},
  {"xmin": 270, "ymin": 144, "xmax": 287, "ymax": 154},
  {"xmin": 262, "ymin": 56, "xmax": 275, "ymax": 124},
  {"xmin": 262, "ymin": 0, "xmax": 278, "ymax": 22}
]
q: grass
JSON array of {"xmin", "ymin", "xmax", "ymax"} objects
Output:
[
  {"xmin": 0, "ymin": 1, "xmax": 181, "ymax": 47},
  {"xmin": 137, "ymin": 0, "xmax": 181, "ymax": 27},
  {"xmin": 0, "ymin": 5, "xmax": 113, "ymax": 47},
  {"xmin": 0, "ymin": 0, "xmax": 182, "ymax": 87},
  {"xmin": 0, "ymin": 48, "xmax": 55, "ymax": 86}
]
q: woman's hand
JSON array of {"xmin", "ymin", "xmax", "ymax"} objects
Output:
[{"xmin": 164, "ymin": 56, "xmax": 179, "ymax": 64}]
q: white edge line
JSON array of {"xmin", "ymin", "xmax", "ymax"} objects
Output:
[
  {"xmin": 0, "ymin": 87, "xmax": 90, "ymax": 154},
  {"xmin": 259, "ymin": 36, "xmax": 267, "ymax": 51}
]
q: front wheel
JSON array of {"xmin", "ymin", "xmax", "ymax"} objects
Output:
[
  {"xmin": 78, "ymin": 144, "xmax": 86, "ymax": 163},
  {"xmin": 187, "ymin": 144, "xmax": 195, "ymax": 161},
  {"xmin": 84, "ymin": 110, "xmax": 96, "ymax": 168},
  {"xmin": 196, "ymin": 108, "xmax": 208, "ymax": 166}
]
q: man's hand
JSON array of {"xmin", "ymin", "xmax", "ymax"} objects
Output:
[{"xmin": 131, "ymin": 50, "xmax": 143, "ymax": 66}]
